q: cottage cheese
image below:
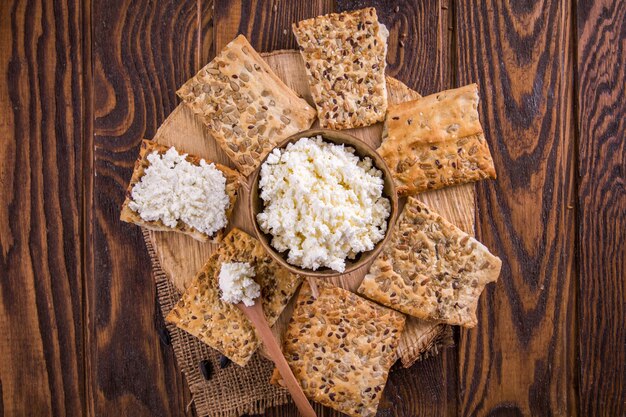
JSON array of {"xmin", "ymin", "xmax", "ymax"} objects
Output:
[
  {"xmin": 128, "ymin": 147, "xmax": 229, "ymax": 237},
  {"xmin": 257, "ymin": 136, "xmax": 390, "ymax": 272},
  {"xmin": 218, "ymin": 262, "xmax": 260, "ymax": 306}
]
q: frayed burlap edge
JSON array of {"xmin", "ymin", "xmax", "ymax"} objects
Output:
[
  {"xmin": 142, "ymin": 229, "xmax": 291, "ymax": 417},
  {"xmin": 399, "ymin": 324, "xmax": 454, "ymax": 368}
]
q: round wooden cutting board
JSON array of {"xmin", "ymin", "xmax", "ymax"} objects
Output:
[{"xmin": 146, "ymin": 50, "xmax": 476, "ymax": 366}]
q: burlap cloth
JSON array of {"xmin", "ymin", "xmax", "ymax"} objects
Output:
[
  {"xmin": 143, "ymin": 229, "xmax": 451, "ymax": 417},
  {"xmin": 144, "ymin": 230, "xmax": 291, "ymax": 417}
]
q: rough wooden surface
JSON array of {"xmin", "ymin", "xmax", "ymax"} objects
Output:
[
  {"xmin": 88, "ymin": 0, "xmax": 210, "ymax": 416},
  {"xmin": 0, "ymin": 1, "xmax": 88, "ymax": 415},
  {"xmin": 455, "ymin": 1, "xmax": 580, "ymax": 416},
  {"xmin": 576, "ymin": 1, "xmax": 626, "ymax": 415},
  {"xmin": 1, "ymin": 1, "xmax": 625, "ymax": 416}
]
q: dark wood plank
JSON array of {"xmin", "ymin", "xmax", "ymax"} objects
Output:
[
  {"xmin": 576, "ymin": 1, "xmax": 626, "ymax": 415},
  {"xmin": 0, "ymin": 0, "xmax": 89, "ymax": 415},
  {"xmin": 87, "ymin": 0, "xmax": 213, "ymax": 415},
  {"xmin": 455, "ymin": 2, "xmax": 578, "ymax": 416}
]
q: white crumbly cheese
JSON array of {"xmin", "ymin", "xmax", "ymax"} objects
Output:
[
  {"xmin": 218, "ymin": 262, "xmax": 260, "ymax": 306},
  {"xmin": 128, "ymin": 147, "xmax": 230, "ymax": 237},
  {"xmin": 257, "ymin": 136, "xmax": 390, "ymax": 272}
]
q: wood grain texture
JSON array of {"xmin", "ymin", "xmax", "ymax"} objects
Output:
[
  {"xmin": 214, "ymin": 0, "xmax": 334, "ymax": 52},
  {"xmin": 0, "ymin": 0, "xmax": 89, "ymax": 415},
  {"xmin": 576, "ymin": 1, "xmax": 626, "ymax": 415},
  {"xmin": 456, "ymin": 1, "xmax": 578, "ymax": 416},
  {"xmin": 88, "ymin": 0, "xmax": 213, "ymax": 416}
]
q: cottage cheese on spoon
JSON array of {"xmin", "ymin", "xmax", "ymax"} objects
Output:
[
  {"xmin": 219, "ymin": 262, "xmax": 261, "ymax": 306},
  {"xmin": 257, "ymin": 136, "xmax": 390, "ymax": 272}
]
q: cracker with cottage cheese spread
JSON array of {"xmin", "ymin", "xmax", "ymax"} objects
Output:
[
  {"xmin": 270, "ymin": 280, "xmax": 405, "ymax": 417},
  {"xmin": 292, "ymin": 8, "xmax": 389, "ymax": 129},
  {"xmin": 120, "ymin": 139, "xmax": 242, "ymax": 243},
  {"xmin": 166, "ymin": 228, "xmax": 302, "ymax": 366},
  {"xmin": 358, "ymin": 197, "xmax": 502, "ymax": 327},
  {"xmin": 378, "ymin": 84, "xmax": 497, "ymax": 195},
  {"xmin": 177, "ymin": 35, "xmax": 316, "ymax": 176}
]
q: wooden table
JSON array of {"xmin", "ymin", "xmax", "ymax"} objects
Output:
[{"xmin": 1, "ymin": 1, "xmax": 624, "ymax": 416}]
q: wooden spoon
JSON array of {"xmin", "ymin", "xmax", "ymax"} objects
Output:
[{"xmin": 236, "ymin": 302, "xmax": 317, "ymax": 417}]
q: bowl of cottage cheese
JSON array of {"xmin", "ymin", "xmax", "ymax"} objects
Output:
[{"xmin": 250, "ymin": 129, "xmax": 398, "ymax": 277}]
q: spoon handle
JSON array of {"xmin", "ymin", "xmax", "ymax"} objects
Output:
[{"xmin": 240, "ymin": 303, "xmax": 317, "ymax": 417}]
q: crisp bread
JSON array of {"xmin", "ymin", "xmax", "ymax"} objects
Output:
[
  {"xmin": 292, "ymin": 8, "xmax": 388, "ymax": 129},
  {"xmin": 378, "ymin": 84, "xmax": 497, "ymax": 195},
  {"xmin": 358, "ymin": 197, "xmax": 502, "ymax": 327},
  {"xmin": 120, "ymin": 139, "xmax": 242, "ymax": 243},
  {"xmin": 177, "ymin": 35, "xmax": 316, "ymax": 176},
  {"xmin": 165, "ymin": 228, "xmax": 302, "ymax": 366},
  {"xmin": 270, "ymin": 280, "xmax": 405, "ymax": 417}
]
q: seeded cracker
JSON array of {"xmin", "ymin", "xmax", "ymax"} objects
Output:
[
  {"xmin": 270, "ymin": 280, "xmax": 405, "ymax": 417},
  {"xmin": 358, "ymin": 198, "xmax": 502, "ymax": 327},
  {"xmin": 378, "ymin": 84, "xmax": 496, "ymax": 195},
  {"xmin": 177, "ymin": 35, "xmax": 316, "ymax": 176},
  {"xmin": 166, "ymin": 228, "xmax": 302, "ymax": 366},
  {"xmin": 292, "ymin": 8, "xmax": 389, "ymax": 129},
  {"xmin": 120, "ymin": 140, "xmax": 242, "ymax": 242}
]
